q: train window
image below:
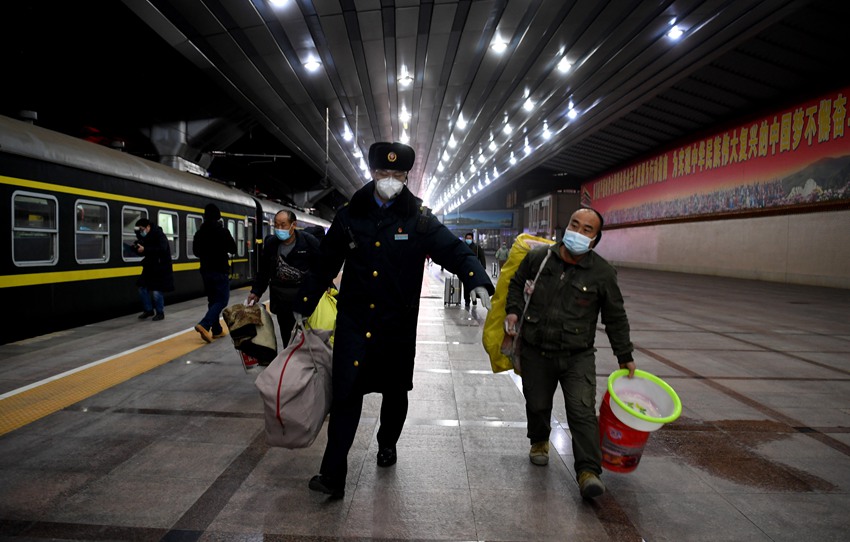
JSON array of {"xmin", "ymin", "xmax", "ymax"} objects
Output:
[
  {"xmin": 236, "ymin": 220, "xmax": 246, "ymax": 257},
  {"xmin": 12, "ymin": 191, "xmax": 58, "ymax": 266},
  {"xmin": 74, "ymin": 200, "xmax": 109, "ymax": 263},
  {"xmin": 122, "ymin": 207, "xmax": 147, "ymax": 261},
  {"xmin": 187, "ymin": 214, "xmax": 202, "ymax": 259},
  {"xmin": 158, "ymin": 211, "xmax": 179, "ymax": 259}
]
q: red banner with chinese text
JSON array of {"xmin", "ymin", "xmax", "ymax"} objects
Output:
[{"xmin": 584, "ymin": 87, "xmax": 850, "ymax": 225}]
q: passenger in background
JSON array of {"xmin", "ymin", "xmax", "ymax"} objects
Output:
[
  {"xmin": 133, "ymin": 218, "xmax": 174, "ymax": 321},
  {"xmin": 462, "ymin": 232, "xmax": 487, "ymax": 308},
  {"xmin": 504, "ymin": 207, "xmax": 635, "ymax": 500},
  {"xmin": 303, "ymin": 225, "xmax": 326, "ymax": 243},
  {"xmin": 295, "ymin": 141, "xmax": 495, "ymax": 500},
  {"xmin": 495, "ymin": 241, "xmax": 510, "ymax": 269},
  {"xmin": 247, "ymin": 210, "xmax": 320, "ymax": 342},
  {"xmin": 192, "ymin": 203, "xmax": 237, "ymax": 343}
]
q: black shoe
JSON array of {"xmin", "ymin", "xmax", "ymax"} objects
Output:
[
  {"xmin": 464, "ymin": 302, "xmax": 470, "ymax": 309},
  {"xmin": 308, "ymin": 475, "xmax": 344, "ymax": 499},
  {"xmin": 138, "ymin": 311, "xmax": 154, "ymax": 319},
  {"xmin": 377, "ymin": 446, "xmax": 397, "ymax": 467},
  {"xmin": 152, "ymin": 313, "xmax": 164, "ymax": 321},
  {"xmin": 472, "ymin": 300, "xmax": 477, "ymax": 306}
]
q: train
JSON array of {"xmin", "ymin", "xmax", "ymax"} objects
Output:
[{"xmin": 0, "ymin": 114, "xmax": 331, "ymax": 344}]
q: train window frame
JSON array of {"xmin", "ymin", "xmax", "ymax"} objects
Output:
[
  {"xmin": 74, "ymin": 199, "xmax": 110, "ymax": 264},
  {"xmin": 122, "ymin": 206, "xmax": 147, "ymax": 262},
  {"xmin": 236, "ymin": 219, "xmax": 246, "ymax": 258},
  {"xmin": 12, "ymin": 190, "xmax": 59, "ymax": 267},
  {"xmin": 187, "ymin": 213, "xmax": 202, "ymax": 259},
  {"xmin": 158, "ymin": 210, "xmax": 179, "ymax": 259}
]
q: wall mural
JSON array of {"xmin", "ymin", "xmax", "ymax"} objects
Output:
[{"xmin": 583, "ymin": 86, "xmax": 850, "ymax": 226}]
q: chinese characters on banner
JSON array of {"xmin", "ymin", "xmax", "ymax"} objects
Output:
[{"xmin": 585, "ymin": 87, "xmax": 850, "ymax": 225}]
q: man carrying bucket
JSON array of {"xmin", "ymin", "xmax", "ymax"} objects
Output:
[{"xmin": 504, "ymin": 207, "xmax": 635, "ymax": 500}]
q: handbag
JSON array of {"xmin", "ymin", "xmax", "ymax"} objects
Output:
[{"xmin": 255, "ymin": 325, "xmax": 333, "ymax": 449}]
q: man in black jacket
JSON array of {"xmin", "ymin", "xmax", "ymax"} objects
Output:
[
  {"xmin": 134, "ymin": 218, "xmax": 174, "ymax": 321},
  {"xmin": 193, "ymin": 203, "xmax": 237, "ymax": 342},
  {"xmin": 295, "ymin": 141, "xmax": 495, "ymax": 500},
  {"xmin": 247, "ymin": 210, "xmax": 320, "ymax": 341}
]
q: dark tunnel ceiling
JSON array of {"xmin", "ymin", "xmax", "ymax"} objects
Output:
[{"xmin": 3, "ymin": 0, "xmax": 849, "ymax": 215}]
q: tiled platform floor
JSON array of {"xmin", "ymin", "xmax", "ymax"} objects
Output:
[{"xmin": 0, "ymin": 265, "xmax": 848, "ymax": 541}]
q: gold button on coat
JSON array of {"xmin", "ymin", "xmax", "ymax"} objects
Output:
[
  {"xmin": 353, "ymin": 360, "xmax": 359, "ymax": 367},
  {"xmin": 468, "ymin": 271, "xmax": 474, "ymax": 276},
  {"xmin": 373, "ymin": 270, "xmax": 378, "ymax": 277},
  {"xmin": 369, "ymin": 303, "xmax": 375, "ymax": 309},
  {"xmin": 375, "ymin": 241, "xmax": 381, "ymax": 247},
  {"xmin": 366, "ymin": 332, "xmax": 372, "ymax": 338}
]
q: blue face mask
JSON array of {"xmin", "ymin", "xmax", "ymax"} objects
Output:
[
  {"xmin": 139, "ymin": 229, "xmax": 147, "ymax": 238},
  {"xmin": 465, "ymin": 239, "xmax": 473, "ymax": 245},
  {"xmin": 274, "ymin": 228, "xmax": 291, "ymax": 241},
  {"xmin": 563, "ymin": 230, "xmax": 593, "ymax": 255}
]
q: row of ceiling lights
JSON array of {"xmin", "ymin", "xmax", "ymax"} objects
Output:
[{"xmin": 270, "ymin": 0, "xmax": 686, "ymax": 212}]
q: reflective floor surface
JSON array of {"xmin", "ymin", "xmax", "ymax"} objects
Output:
[{"xmin": 1, "ymin": 264, "xmax": 848, "ymax": 541}]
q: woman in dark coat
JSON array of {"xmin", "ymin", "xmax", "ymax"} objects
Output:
[
  {"xmin": 295, "ymin": 142, "xmax": 495, "ymax": 499},
  {"xmin": 134, "ymin": 218, "xmax": 174, "ymax": 321}
]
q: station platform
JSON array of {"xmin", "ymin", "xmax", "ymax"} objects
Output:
[{"xmin": 1, "ymin": 264, "xmax": 848, "ymax": 541}]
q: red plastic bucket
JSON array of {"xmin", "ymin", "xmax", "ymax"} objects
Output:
[{"xmin": 599, "ymin": 391, "xmax": 650, "ymax": 473}]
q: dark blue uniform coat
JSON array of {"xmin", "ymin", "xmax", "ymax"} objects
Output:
[{"xmin": 294, "ymin": 181, "xmax": 494, "ymax": 400}]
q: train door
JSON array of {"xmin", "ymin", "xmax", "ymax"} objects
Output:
[{"xmin": 242, "ymin": 216, "xmax": 256, "ymax": 280}]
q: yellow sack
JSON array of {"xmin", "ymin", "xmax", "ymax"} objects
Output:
[
  {"xmin": 482, "ymin": 234, "xmax": 555, "ymax": 374},
  {"xmin": 306, "ymin": 288, "xmax": 338, "ymax": 346}
]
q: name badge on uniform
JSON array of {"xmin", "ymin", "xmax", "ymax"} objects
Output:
[{"xmin": 394, "ymin": 233, "xmax": 409, "ymax": 241}]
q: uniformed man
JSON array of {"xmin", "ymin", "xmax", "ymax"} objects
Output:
[{"xmin": 295, "ymin": 141, "xmax": 495, "ymax": 500}]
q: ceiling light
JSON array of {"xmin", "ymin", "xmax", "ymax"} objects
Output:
[
  {"xmin": 490, "ymin": 39, "xmax": 508, "ymax": 53},
  {"xmin": 667, "ymin": 25, "xmax": 683, "ymax": 40},
  {"xmin": 510, "ymin": 151, "xmax": 516, "ymax": 165},
  {"xmin": 543, "ymin": 121, "xmax": 551, "ymax": 140},
  {"xmin": 503, "ymin": 124, "xmax": 513, "ymax": 135},
  {"xmin": 448, "ymin": 135, "xmax": 457, "ymax": 148},
  {"xmin": 567, "ymin": 107, "xmax": 578, "ymax": 120},
  {"xmin": 398, "ymin": 65, "xmax": 413, "ymax": 86},
  {"xmin": 557, "ymin": 56, "xmax": 572, "ymax": 73},
  {"xmin": 456, "ymin": 113, "xmax": 467, "ymax": 130},
  {"xmin": 400, "ymin": 131, "xmax": 409, "ymax": 144},
  {"xmin": 269, "ymin": 0, "xmax": 288, "ymax": 7},
  {"xmin": 343, "ymin": 124, "xmax": 352, "ymax": 141},
  {"xmin": 437, "ymin": 163, "xmax": 445, "ymax": 172},
  {"xmin": 400, "ymin": 106, "xmax": 411, "ymax": 123},
  {"xmin": 524, "ymin": 136, "xmax": 532, "ymax": 156},
  {"xmin": 442, "ymin": 150, "xmax": 450, "ymax": 161},
  {"xmin": 523, "ymin": 98, "xmax": 535, "ymax": 111},
  {"xmin": 304, "ymin": 59, "xmax": 321, "ymax": 71}
]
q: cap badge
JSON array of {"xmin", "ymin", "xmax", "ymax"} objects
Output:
[{"xmin": 387, "ymin": 152, "xmax": 398, "ymax": 163}]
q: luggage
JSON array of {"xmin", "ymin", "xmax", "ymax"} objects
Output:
[
  {"xmin": 222, "ymin": 303, "xmax": 278, "ymax": 371},
  {"xmin": 444, "ymin": 275, "xmax": 461, "ymax": 306},
  {"xmin": 255, "ymin": 325, "xmax": 333, "ymax": 448},
  {"xmin": 482, "ymin": 233, "xmax": 555, "ymax": 375}
]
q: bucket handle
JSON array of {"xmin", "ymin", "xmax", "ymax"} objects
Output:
[{"xmin": 607, "ymin": 369, "xmax": 682, "ymax": 424}]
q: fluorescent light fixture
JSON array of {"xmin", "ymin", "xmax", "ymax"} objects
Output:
[
  {"xmin": 503, "ymin": 123, "xmax": 513, "ymax": 135},
  {"xmin": 543, "ymin": 120, "xmax": 551, "ymax": 140},
  {"xmin": 442, "ymin": 150, "xmax": 450, "ymax": 161},
  {"xmin": 398, "ymin": 65, "xmax": 413, "ymax": 86},
  {"xmin": 568, "ymin": 107, "xmax": 578, "ymax": 120},
  {"xmin": 667, "ymin": 25, "xmax": 683, "ymax": 39},
  {"xmin": 400, "ymin": 131, "xmax": 409, "ymax": 143},
  {"xmin": 510, "ymin": 151, "xmax": 516, "ymax": 165},
  {"xmin": 557, "ymin": 56, "xmax": 572, "ymax": 73},
  {"xmin": 304, "ymin": 59, "xmax": 321, "ymax": 71},
  {"xmin": 523, "ymin": 98, "xmax": 535, "ymax": 111},
  {"xmin": 524, "ymin": 136, "xmax": 532, "ymax": 156},
  {"xmin": 437, "ymin": 163, "xmax": 445, "ymax": 172},
  {"xmin": 343, "ymin": 124, "xmax": 352, "ymax": 141},
  {"xmin": 269, "ymin": 0, "xmax": 288, "ymax": 7},
  {"xmin": 490, "ymin": 39, "xmax": 508, "ymax": 53},
  {"xmin": 400, "ymin": 106, "xmax": 411, "ymax": 123},
  {"xmin": 448, "ymin": 135, "xmax": 457, "ymax": 148}
]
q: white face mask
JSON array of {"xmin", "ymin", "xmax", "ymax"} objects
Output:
[{"xmin": 376, "ymin": 178, "xmax": 404, "ymax": 200}]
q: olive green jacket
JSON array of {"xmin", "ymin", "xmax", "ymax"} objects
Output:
[{"xmin": 506, "ymin": 244, "xmax": 634, "ymax": 363}]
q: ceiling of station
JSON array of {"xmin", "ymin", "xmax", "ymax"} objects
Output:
[{"xmin": 4, "ymin": 0, "xmax": 850, "ymax": 215}]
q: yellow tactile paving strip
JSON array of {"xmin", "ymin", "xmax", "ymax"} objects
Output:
[{"xmin": 0, "ymin": 330, "xmax": 207, "ymax": 436}]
